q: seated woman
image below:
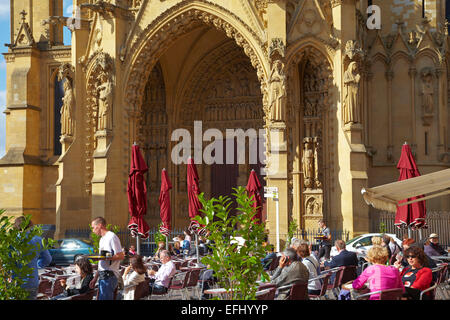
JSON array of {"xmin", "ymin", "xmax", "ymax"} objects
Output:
[
  {"xmin": 173, "ymin": 241, "xmax": 181, "ymax": 255},
  {"xmin": 297, "ymin": 243, "xmax": 322, "ymax": 296},
  {"xmin": 154, "ymin": 241, "xmax": 166, "ymax": 259},
  {"xmin": 394, "ymin": 246, "xmax": 433, "ymax": 300},
  {"xmin": 122, "ymin": 255, "xmax": 147, "ymax": 300},
  {"xmin": 58, "ymin": 257, "xmax": 94, "ymax": 298},
  {"xmin": 352, "ymin": 246, "xmax": 404, "ymax": 300}
]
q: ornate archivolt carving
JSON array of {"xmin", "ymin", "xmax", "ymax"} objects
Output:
[
  {"xmin": 124, "ymin": 3, "xmax": 266, "ymax": 114},
  {"xmin": 180, "ymin": 40, "xmax": 263, "ymax": 129}
]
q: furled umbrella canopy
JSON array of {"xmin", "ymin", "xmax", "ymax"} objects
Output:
[
  {"xmin": 159, "ymin": 168, "xmax": 172, "ymax": 237},
  {"xmin": 187, "ymin": 157, "xmax": 206, "ymax": 236},
  {"xmin": 127, "ymin": 144, "xmax": 150, "ymax": 239},
  {"xmin": 395, "ymin": 143, "xmax": 427, "ymax": 230},
  {"xmin": 246, "ymin": 169, "xmax": 262, "ymax": 224}
]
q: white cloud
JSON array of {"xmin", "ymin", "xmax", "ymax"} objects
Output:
[{"xmin": 0, "ymin": 0, "xmax": 9, "ymax": 19}]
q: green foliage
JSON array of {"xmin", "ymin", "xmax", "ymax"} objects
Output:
[
  {"xmin": 154, "ymin": 223, "xmax": 167, "ymax": 254},
  {"xmin": 287, "ymin": 218, "xmax": 299, "ymax": 248},
  {"xmin": 379, "ymin": 222, "xmax": 387, "ymax": 234},
  {"xmin": 0, "ymin": 210, "xmax": 54, "ymax": 300},
  {"xmin": 195, "ymin": 186, "xmax": 269, "ymax": 300}
]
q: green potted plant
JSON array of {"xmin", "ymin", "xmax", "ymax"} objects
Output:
[{"xmin": 195, "ymin": 186, "xmax": 269, "ymax": 300}]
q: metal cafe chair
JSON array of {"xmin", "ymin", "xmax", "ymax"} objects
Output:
[
  {"xmin": 355, "ymin": 288, "xmax": 404, "ymax": 300},
  {"xmin": 308, "ymin": 272, "xmax": 331, "ymax": 300}
]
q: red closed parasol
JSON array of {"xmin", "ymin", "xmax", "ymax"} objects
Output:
[
  {"xmin": 395, "ymin": 143, "xmax": 427, "ymax": 230},
  {"xmin": 246, "ymin": 169, "xmax": 262, "ymax": 224},
  {"xmin": 187, "ymin": 157, "xmax": 206, "ymax": 236},
  {"xmin": 127, "ymin": 144, "xmax": 150, "ymax": 239},
  {"xmin": 158, "ymin": 168, "xmax": 172, "ymax": 237}
]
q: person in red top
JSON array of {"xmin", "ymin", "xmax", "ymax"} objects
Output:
[{"xmin": 394, "ymin": 246, "xmax": 432, "ymax": 300}]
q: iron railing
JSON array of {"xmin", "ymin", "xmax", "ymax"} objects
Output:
[{"xmin": 370, "ymin": 210, "xmax": 450, "ymax": 247}]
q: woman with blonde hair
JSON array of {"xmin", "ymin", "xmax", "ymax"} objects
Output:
[
  {"xmin": 352, "ymin": 246, "xmax": 404, "ymax": 300},
  {"xmin": 371, "ymin": 236, "xmax": 383, "ymax": 246}
]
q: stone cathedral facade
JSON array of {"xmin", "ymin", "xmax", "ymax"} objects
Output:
[{"xmin": 1, "ymin": 0, "xmax": 450, "ymax": 244}]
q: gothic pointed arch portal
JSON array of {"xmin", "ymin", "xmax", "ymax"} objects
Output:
[
  {"xmin": 287, "ymin": 45, "xmax": 336, "ymax": 231},
  {"xmin": 123, "ymin": 5, "xmax": 268, "ymax": 228}
]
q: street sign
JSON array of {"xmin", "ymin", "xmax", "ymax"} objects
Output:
[
  {"xmin": 264, "ymin": 186, "xmax": 278, "ymax": 193},
  {"xmin": 264, "ymin": 186, "xmax": 278, "ymax": 199}
]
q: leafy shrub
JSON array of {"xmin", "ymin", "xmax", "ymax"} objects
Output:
[
  {"xmin": 195, "ymin": 186, "xmax": 269, "ymax": 300},
  {"xmin": 0, "ymin": 210, "xmax": 53, "ymax": 300}
]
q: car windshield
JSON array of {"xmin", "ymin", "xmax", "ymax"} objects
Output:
[
  {"xmin": 80, "ymin": 239, "xmax": 93, "ymax": 246},
  {"xmin": 346, "ymin": 236, "xmax": 362, "ymax": 245}
]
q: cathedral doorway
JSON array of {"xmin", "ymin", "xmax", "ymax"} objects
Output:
[{"xmin": 137, "ymin": 26, "xmax": 266, "ymax": 228}]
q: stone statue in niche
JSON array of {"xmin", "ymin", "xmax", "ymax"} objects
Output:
[
  {"xmin": 96, "ymin": 72, "xmax": 113, "ymax": 131},
  {"xmin": 342, "ymin": 61, "xmax": 361, "ymax": 125},
  {"xmin": 61, "ymin": 79, "xmax": 74, "ymax": 136},
  {"xmin": 313, "ymin": 137, "xmax": 321, "ymax": 188},
  {"xmin": 306, "ymin": 198, "xmax": 315, "ymax": 216},
  {"xmin": 302, "ymin": 137, "xmax": 314, "ymax": 188},
  {"xmin": 420, "ymin": 68, "xmax": 434, "ymax": 126},
  {"xmin": 268, "ymin": 60, "xmax": 286, "ymax": 121}
]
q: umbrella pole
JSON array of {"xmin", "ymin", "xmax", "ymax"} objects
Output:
[
  {"xmin": 418, "ymin": 229, "xmax": 423, "ymax": 241},
  {"xmin": 196, "ymin": 233, "xmax": 199, "ymax": 266},
  {"xmin": 166, "ymin": 236, "xmax": 168, "ymax": 251},
  {"xmin": 408, "ymin": 227, "xmax": 411, "ymax": 239},
  {"xmin": 136, "ymin": 236, "xmax": 140, "ymax": 256}
]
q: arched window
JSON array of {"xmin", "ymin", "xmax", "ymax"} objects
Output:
[{"xmin": 54, "ymin": 76, "xmax": 64, "ymax": 155}]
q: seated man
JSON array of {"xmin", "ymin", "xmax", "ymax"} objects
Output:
[
  {"xmin": 270, "ymin": 248, "xmax": 309, "ymax": 300},
  {"xmin": 261, "ymin": 243, "xmax": 277, "ymax": 271},
  {"xmin": 321, "ymin": 240, "xmax": 358, "ymax": 285},
  {"xmin": 147, "ymin": 250, "xmax": 177, "ymax": 294},
  {"xmin": 424, "ymin": 233, "xmax": 447, "ymax": 257},
  {"xmin": 322, "ymin": 239, "xmax": 358, "ymax": 269}
]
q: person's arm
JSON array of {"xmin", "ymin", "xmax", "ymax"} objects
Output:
[
  {"xmin": 352, "ymin": 268, "xmax": 370, "ymax": 289},
  {"xmin": 411, "ymin": 268, "xmax": 432, "ymax": 292},
  {"xmin": 89, "ymin": 272, "xmax": 99, "ymax": 289},
  {"xmin": 123, "ymin": 271, "xmax": 141, "ymax": 287},
  {"xmin": 37, "ymin": 248, "xmax": 52, "ymax": 268}
]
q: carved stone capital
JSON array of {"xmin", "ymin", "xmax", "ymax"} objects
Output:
[
  {"xmin": 331, "ymin": 0, "xmax": 343, "ymax": 8},
  {"xmin": 385, "ymin": 71, "xmax": 394, "ymax": 81},
  {"xmin": 408, "ymin": 67, "xmax": 417, "ymax": 78}
]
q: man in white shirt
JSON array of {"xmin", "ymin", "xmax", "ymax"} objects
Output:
[
  {"xmin": 147, "ymin": 250, "xmax": 176, "ymax": 294},
  {"xmin": 89, "ymin": 217, "xmax": 124, "ymax": 300}
]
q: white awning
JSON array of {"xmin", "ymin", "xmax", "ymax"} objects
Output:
[{"xmin": 361, "ymin": 168, "xmax": 450, "ymax": 213}]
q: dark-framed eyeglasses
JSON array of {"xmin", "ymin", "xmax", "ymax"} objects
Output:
[{"xmin": 406, "ymin": 255, "xmax": 417, "ymax": 259}]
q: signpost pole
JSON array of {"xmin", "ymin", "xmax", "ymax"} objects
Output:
[{"xmin": 264, "ymin": 186, "xmax": 280, "ymax": 253}]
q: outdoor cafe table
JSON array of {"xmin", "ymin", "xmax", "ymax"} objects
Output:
[{"xmin": 204, "ymin": 288, "xmax": 233, "ymax": 299}]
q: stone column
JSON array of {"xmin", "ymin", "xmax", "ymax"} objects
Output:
[
  {"xmin": 333, "ymin": 0, "xmax": 369, "ymax": 238},
  {"xmin": 55, "ymin": 6, "xmax": 91, "ymax": 239},
  {"xmin": 265, "ymin": 0, "xmax": 289, "ymax": 248}
]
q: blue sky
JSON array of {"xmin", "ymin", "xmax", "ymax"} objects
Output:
[{"xmin": 0, "ymin": 0, "xmax": 72, "ymax": 158}]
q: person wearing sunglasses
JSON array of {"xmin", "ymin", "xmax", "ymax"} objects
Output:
[{"xmin": 394, "ymin": 246, "xmax": 432, "ymax": 300}]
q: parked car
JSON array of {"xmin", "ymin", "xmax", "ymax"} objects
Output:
[
  {"xmin": 330, "ymin": 233, "xmax": 402, "ymax": 262},
  {"xmin": 48, "ymin": 238, "xmax": 94, "ymax": 266}
]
